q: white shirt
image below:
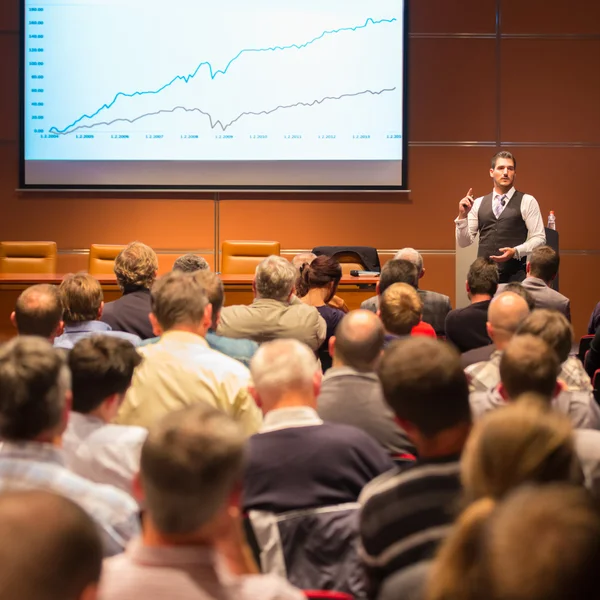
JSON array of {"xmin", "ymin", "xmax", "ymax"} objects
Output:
[
  {"xmin": 63, "ymin": 412, "xmax": 147, "ymax": 498},
  {"xmin": 454, "ymin": 186, "xmax": 546, "ymax": 259}
]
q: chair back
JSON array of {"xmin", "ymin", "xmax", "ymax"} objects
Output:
[
  {"xmin": 312, "ymin": 246, "xmax": 380, "ymax": 275},
  {"xmin": 0, "ymin": 241, "xmax": 57, "ymax": 274},
  {"xmin": 88, "ymin": 244, "xmax": 125, "ymax": 276},
  {"xmin": 593, "ymin": 370, "xmax": 600, "ymax": 405},
  {"xmin": 578, "ymin": 335, "xmax": 595, "ymax": 363},
  {"xmin": 221, "ymin": 240, "xmax": 280, "ymax": 274}
]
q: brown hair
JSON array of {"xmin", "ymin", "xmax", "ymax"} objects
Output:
[
  {"xmin": 193, "ymin": 271, "xmax": 225, "ymax": 329},
  {"xmin": 114, "ymin": 241, "xmax": 158, "ymax": 291},
  {"xmin": 380, "ymin": 282, "xmax": 422, "ymax": 335},
  {"xmin": 517, "ymin": 309, "xmax": 572, "ymax": 363},
  {"xmin": 59, "ymin": 273, "xmax": 103, "ymax": 323},
  {"xmin": 300, "ymin": 255, "xmax": 342, "ymax": 302},
  {"xmin": 379, "ymin": 259, "xmax": 419, "ymax": 294},
  {"xmin": 491, "ymin": 150, "xmax": 516, "ymax": 170},
  {"xmin": 467, "ymin": 257, "xmax": 499, "ymax": 297},
  {"xmin": 529, "ymin": 245, "xmax": 560, "ymax": 283}
]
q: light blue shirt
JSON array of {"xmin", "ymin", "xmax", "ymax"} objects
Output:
[{"xmin": 54, "ymin": 321, "xmax": 142, "ymax": 349}]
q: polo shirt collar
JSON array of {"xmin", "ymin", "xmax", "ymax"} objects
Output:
[
  {"xmin": 160, "ymin": 330, "xmax": 209, "ymax": 347},
  {"xmin": 127, "ymin": 538, "xmax": 215, "ymax": 567},
  {"xmin": 322, "ymin": 366, "xmax": 378, "ymax": 383},
  {"xmin": 261, "ymin": 406, "xmax": 323, "ymax": 433}
]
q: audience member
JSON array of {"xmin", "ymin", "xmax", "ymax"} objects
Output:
[
  {"xmin": 10, "ymin": 283, "xmax": 63, "ymax": 340},
  {"xmin": 426, "ymin": 485, "xmax": 600, "ymax": 600},
  {"xmin": 445, "ymin": 257, "xmax": 498, "ymax": 353},
  {"xmin": 361, "ymin": 249, "xmax": 452, "ymax": 335},
  {"xmin": 360, "ymin": 338, "xmax": 471, "ymax": 592},
  {"xmin": 54, "ymin": 273, "xmax": 142, "ymax": 349},
  {"xmin": 0, "ymin": 336, "xmax": 140, "ymax": 556},
  {"xmin": 298, "ymin": 255, "xmax": 345, "ymax": 371},
  {"xmin": 101, "ymin": 241, "xmax": 158, "ymax": 339},
  {"xmin": 501, "ymin": 281, "xmax": 536, "ymax": 310},
  {"xmin": 243, "ymin": 339, "xmax": 393, "ymax": 597},
  {"xmin": 62, "ymin": 336, "xmax": 147, "ymax": 496},
  {"xmin": 116, "ymin": 271, "xmax": 262, "ymax": 434},
  {"xmin": 172, "ymin": 253, "xmax": 209, "ymax": 272},
  {"xmin": 317, "ymin": 310, "xmax": 415, "ymax": 456},
  {"xmin": 518, "ymin": 309, "xmax": 592, "ymax": 391},
  {"xmin": 469, "ymin": 335, "xmax": 600, "ymax": 429},
  {"xmin": 0, "ymin": 490, "xmax": 103, "ymax": 600},
  {"xmin": 100, "ymin": 404, "xmax": 304, "ymax": 600},
  {"xmin": 291, "ymin": 251, "xmax": 317, "ymax": 298},
  {"xmin": 588, "ymin": 299, "xmax": 600, "ymax": 334},
  {"xmin": 380, "ymin": 282, "xmax": 436, "ymax": 343},
  {"xmin": 218, "ymin": 255, "xmax": 326, "ymax": 350},
  {"xmin": 585, "ymin": 326, "xmax": 600, "ymax": 379},
  {"xmin": 497, "ymin": 245, "xmax": 571, "ymax": 320}
]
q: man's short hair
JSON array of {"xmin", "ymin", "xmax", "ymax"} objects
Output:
[
  {"xmin": 491, "ymin": 150, "xmax": 516, "ymax": 169},
  {"xmin": 500, "ymin": 334, "xmax": 560, "ymax": 399},
  {"xmin": 59, "ymin": 273, "xmax": 103, "ymax": 324},
  {"xmin": 0, "ymin": 337, "xmax": 70, "ymax": 441},
  {"xmin": 467, "ymin": 257, "xmax": 499, "ymax": 297},
  {"xmin": 0, "ymin": 491, "xmax": 102, "ymax": 600},
  {"xmin": 192, "ymin": 271, "xmax": 224, "ymax": 330},
  {"xmin": 394, "ymin": 248, "xmax": 423, "ymax": 275},
  {"xmin": 68, "ymin": 336, "xmax": 142, "ymax": 414},
  {"xmin": 529, "ymin": 246, "xmax": 560, "ymax": 283},
  {"xmin": 172, "ymin": 254, "xmax": 210, "ymax": 273},
  {"xmin": 150, "ymin": 271, "xmax": 209, "ymax": 331},
  {"xmin": 141, "ymin": 404, "xmax": 245, "ymax": 535},
  {"xmin": 114, "ymin": 241, "xmax": 158, "ymax": 291},
  {"xmin": 516, "ymin": 309, "xmax": 573, "ymax": 363},
  {"xmin": 380, "ymin": 282, "xmax": 422, "ymax": 336},
  {"xmin": 334, "ymin": 310, "xmax": 385, "ymax": 371},
  {"xmin": 254, "ymin": 255, "xmax": 297, "ymax": 302},
  {"xmin": 379, "ymin": 259, "xmax": 419, "ymax": 295},
  {"xmin": 14, "ymin": 284, "xmax": 63, "ymax": 338},
  {"xmin": 378, "ymin": 338, "xmax": 471, "ymax": 437},
  {"xmin": 501, "ymin": 283, "xmax": 536, "ymax": 311}
]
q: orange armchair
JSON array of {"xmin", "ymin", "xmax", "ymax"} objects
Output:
[
  {"xmin": 0, "ymin": 241, "xmax": 57, "ymax": 274},
  {"xmin": 88, "ymin": 244, "xmax": 125, "ymax": 276},
  {"xmin": 221, "ymin": 240, "xmax": 280, "ymax": 274}
]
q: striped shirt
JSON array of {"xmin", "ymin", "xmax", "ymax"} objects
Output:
[
  {"xmin": 99, "ymin": 539, "xmax": 305, "ymax": 600},
  {"xmin": 359, "ymin": 455, "xmax": 462, "ymax": 590}
]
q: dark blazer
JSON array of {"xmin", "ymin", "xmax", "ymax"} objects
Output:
[
  {"xmin": 497, "ymin": 277, "xmax": 571, "ymax": 321},
  {"xmin": 100, "ymin": 289, "xmax": 154, "ymax": 340}
]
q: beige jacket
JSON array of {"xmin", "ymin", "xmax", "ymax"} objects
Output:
[
  {"xmin": 217, "ymin": 298, "xmax": 326, "ymax": 350},
  {"xmin": 115, "ymin": 331, "xmax": 262, "ymax": 436}
]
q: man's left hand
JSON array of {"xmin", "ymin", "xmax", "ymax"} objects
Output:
[{"xmin": 490, "ymin": 247, "xmax": 516, "ymax": 263}]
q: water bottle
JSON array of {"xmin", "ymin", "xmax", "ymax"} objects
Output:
[{"xmin": 547, "ymin": 211, "xmax": 556, "ymax": 230}]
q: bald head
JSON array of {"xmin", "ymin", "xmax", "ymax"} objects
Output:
[
  {"xmin": 487, "ymin": 292, "xmax": 530, "ymax": 350},
  {"xmin": 332, "ymin": 310, "xmax": 385, "ymax": 371},
  {"xmin": 0, "ymin": 491, "xmax": 102, "ymax": 600},
  {"xmin": 12, "ymin": 284, "xmax": 63, "ymax": 339}
]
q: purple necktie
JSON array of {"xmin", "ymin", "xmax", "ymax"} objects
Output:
[{"xmin": 494, "ymin": 194, "xmax": 506, "ymax": 219}]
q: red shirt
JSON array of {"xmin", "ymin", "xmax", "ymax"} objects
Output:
[{"xmin": 411, "ymin": 320, "xmax": 437, "ymax": 338}]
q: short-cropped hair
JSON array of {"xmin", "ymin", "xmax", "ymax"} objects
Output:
[
  {"xmin": 141, "ymin": 404, "xmax": 245, "ymax": 535},
  {"xmin": 517, "ymin": 309, "xmax": 572, "ymax": 363},
  {"xmin": 68, "ymin": 336, "xmax": 142, "ymax": 414},
  {"xmin": 0, "ymin": 491, "xmax": 102, "ymax": 600},
  {"xmin": 334, "ymin": 311, "xmax": 385, "ymax": 371},
  {"xmin": 0, "ymin": 337, "xmax": 70, "ymax": 440},
  {"xmin": 379, "ymin": 259, "xmax": 419, "ymax": 294},
  {"xmin": 529, "ymin": 246, "xmax": 560, "ymax": 283},
  {"xmin": 151, "ymin": 271, "xmax": 209, "ymax": 331},
  {"xmin": 172, "ymin": 254, "xmax": 210, "ymax": 273},
  {"xmin": 394, "ymin": 247, "xmax": 423, "ymax": 274},
  {"xmin": 501, "ymin": 283, "xmax": 535, "ymax": 311},
  {"xmin": 251, "ymin": 339, "xmax": 318, "ymax": 396},
  {"xmin": 467, "ymin": 257, "xmax": 499, "ymax": 297},
  {"xmin": 59, "ymin": 273, "xmax": 103, "ymax": 324},
  {"xmin": 254, "ymin": 255, "xmax": 297, "ymax": 301},
  {"xmin": 380, "ymin": 282, "xmax": 422, "ymax": 335},
  {"xmin": 378, "ymin": 338, "xmax": 471, "ymax": 437},
  {"xmin": 114, "ymin": 241, "xmax": 158, "ymax": 291},
  {"xmin": 14, "ymin": 284, "xmax": 63, "ymax": 338},
  {"xmin": 491, "ymin": 150, "xmax": 516, "ymax": 169},
  {"xmin": 500, "ymin": 334, "xmax": 560, "ymax": 399},
  {"xmin": 193, "ymin": 271, "xmax": 224, "ymax": 329}
]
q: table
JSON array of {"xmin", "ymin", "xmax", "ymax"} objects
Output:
[{"xmin": 0, "ymin": 273, "xmax": 378, "ymax": 340}]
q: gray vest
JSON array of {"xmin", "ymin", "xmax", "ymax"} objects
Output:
[{"xmin": 477, "ymin": 191, "xmax": 528, "ymax": 270}]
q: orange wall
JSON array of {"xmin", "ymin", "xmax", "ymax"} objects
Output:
[{"xmin": 1, "ymin": 0, "xmax": 599, "ymax": 337}]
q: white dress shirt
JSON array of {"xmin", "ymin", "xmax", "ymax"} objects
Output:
[
  {"xmin": 63, "ymin": 412, "xmax": 147, "ymax": 498},
  {"xmin": 455, "ymin": 186, "xmax": 546, "ymax": 259}
]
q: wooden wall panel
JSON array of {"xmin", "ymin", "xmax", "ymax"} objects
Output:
[
  {"xmin": 409, "ymin": 0, "xmax": 496, "ymax": 33},
  {"xmin": 409, "ymin": 39, "xmax": 496, "ymax": 141},
  {"xmin": 0, "ymin": 34, "xmax": 18, "ymax": 141},
  {"xmin": 502, "ymin": 0, "xmax": 600, "ymax": 34},
  {"xmin": 0, "ymin": 0, "xmax": 18, "ymax": 31},
  {"xmin": 500, "ymin": 40, "xmax": 600, "ymax": 143}
]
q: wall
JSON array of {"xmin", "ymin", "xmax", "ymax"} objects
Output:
[{"xmin": 1, "ymin": 0, "xmax": 599, "ymax": 337}]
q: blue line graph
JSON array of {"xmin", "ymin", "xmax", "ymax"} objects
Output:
[{"xmin": 49, "ymin": 16, "xmax": 397, "ymax": 135}]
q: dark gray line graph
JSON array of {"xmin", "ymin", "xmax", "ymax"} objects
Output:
[{"xmin": 58, "ymin": 87, "xmax": 397, "ymax": 135}]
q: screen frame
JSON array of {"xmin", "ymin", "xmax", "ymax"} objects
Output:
[{"xmin": 19, "ymin": 1, "xmax": 409, "ymax": 192}]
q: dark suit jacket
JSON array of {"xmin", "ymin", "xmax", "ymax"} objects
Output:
[
  {"xmin": 497, "ymin": 277, "xmax": 571, "ymax": 321},
  {"xmin": 100, "ymin": 289, "xmax": 154, "ymax": 340},
  {"xmin": 360, "ymin": 289, "xmax": 451, "ymax": 335}
]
